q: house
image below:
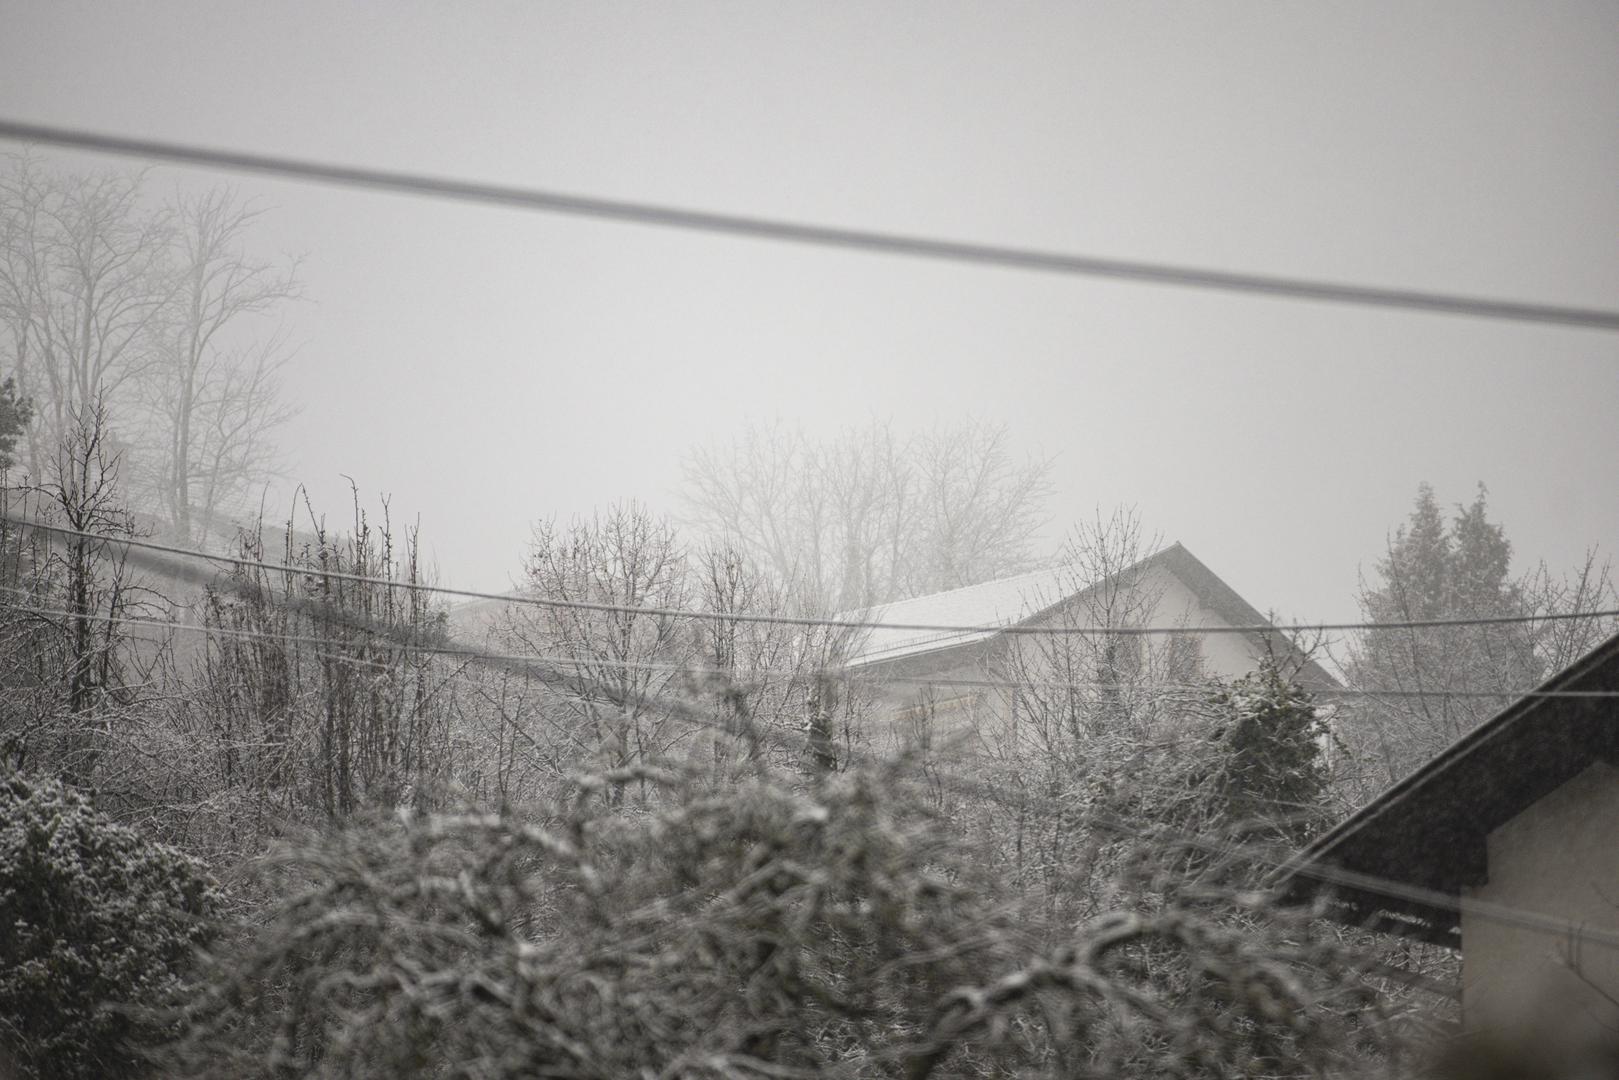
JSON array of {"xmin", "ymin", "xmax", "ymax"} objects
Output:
[
  {"xmin": 840, "ymin": 542, "xmax": 1340, "ymax": 745},
  {"xmin": 1279, "ymin": 629, "xmax": 1619, "ymax": 1035}
]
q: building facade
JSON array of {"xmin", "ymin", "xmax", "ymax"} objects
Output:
[
  {"xmin": 840, "ymin": 542, "xmax": 1340, "ymax": 753},
  {"xmin": 1283, "ymin": 631, "xmax": 1619, "ymax": 1037}
]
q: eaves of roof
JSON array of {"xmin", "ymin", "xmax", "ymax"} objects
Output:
[
  {"xmin": 1275, "ymin": 630, "xmax": 1619, "ymax": 944},
  {"xmin": 844, "ymin": 543, "xmax": 1341, "ymax": 692}
]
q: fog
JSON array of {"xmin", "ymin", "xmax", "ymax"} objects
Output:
[
  {"xmin": 7, "ymin": 6, "xmax": 1619, "ymax": 1076},
  {"xmin": 3, "ymin": 1, "xmax": 1614, "ymax": 617}
]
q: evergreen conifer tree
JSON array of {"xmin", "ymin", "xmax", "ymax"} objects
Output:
[
  {"xmin": 0, "ymin": 377, "xmax": 30, "ymax": 472},
  {"xmin": 0, "ymin": 772, "xmax": 219, "ymax": 1078},
  {"xmin": 1207, "ymin": 657, "xmax": 1329, "ymax": 842},
  {"xmin": 1345, "ymin": 483, "xmax": 1542, "ymax": 789}
]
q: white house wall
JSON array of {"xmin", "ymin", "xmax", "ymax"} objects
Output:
[
  {"xmin": 1121, "ymin": 562, "xmax": 1271, "ymax": 680},
  {"xmin": 1460, "ymin": 761, "xmax": 1619, "ymax": 1037},
  {"xmin": 859, "ymin": 562, "xmax": 1283, "ymax": 755}
]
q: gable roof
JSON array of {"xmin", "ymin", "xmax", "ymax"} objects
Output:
[
  {"xmin": 1276, "ymin": 630, "xmax": 1619, "ymax": 945},
  {"xmin": 842, "ymin": 542, "xmax": 1340, "ymax": 689},
  {"xmin": 840, "ymin": 565, "xmax": 1074, "ymax": 666}
]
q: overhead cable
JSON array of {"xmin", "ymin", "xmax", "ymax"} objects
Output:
[
  {"xmin": 7, "ymin": 515, "xmax": 1617, "ymax": 639},
  {"xmin": 3, "ymin": 589, "xmax": 1615, "ymax": 948},
  {"xmin": 7, "ymin": 596, "xmax": 1615, "ymax": 950},
  {"xmin": 2, "ymin": 118, "xmax": 1617, "ymax": 332},
  {"xmin": 1091, "ymin": 809, "xmax": 1619, "ymax": 952},
  {"xmin": 5, "ymin": 596, "xmax": 1617, "ymax": 700}
]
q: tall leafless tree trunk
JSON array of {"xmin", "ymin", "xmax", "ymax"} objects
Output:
[
  {"xmin": 680, "ymin": 418, "xmax": 1054, "ymax": 610},
  {"xmin": 503, "ymin": 503, "xmax": 692, "ymax": 790},
  {"xmin": 145, "ymin": 187, "xmax": 299, "ymax": 546},
  {"xmin": 0, "ymin": 153, "xmax": 173, "ymax": 478},
  {"xmin": 18, "ymin": 401, "xmax": 148, "ymax": 786},
  {"xmin": 2, "ymin": 156, "xmax": 300, "ymax": 545}
]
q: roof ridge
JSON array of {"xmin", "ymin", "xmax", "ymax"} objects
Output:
[{"xmin": 841, "ymin": 563, "xmax": 1080, "ymax": 621}]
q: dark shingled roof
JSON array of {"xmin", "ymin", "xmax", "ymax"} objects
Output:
[{"xmin": 1277, "ymin": 630, "xmax": 1619, "ymax": 945}]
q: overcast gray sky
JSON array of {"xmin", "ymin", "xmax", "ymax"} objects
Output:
[{"xmin": 3, "ymin": 1, "xmax": 1616, "ymax": 620}]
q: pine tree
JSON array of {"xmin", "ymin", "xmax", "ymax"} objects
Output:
[
  {"xmin": 0, "ymin": 772, "xmax": 219, "ymax": 1078},
  {"xmin": 1207, "ymin": 658, "xmax": 1329, "ymax": 842},
  {"xmin": 0, "ymin": 377, "xmax": 29, "ymax": 472},
  {"xmin": 1345, "ymin": 483, "xmax": 1542, "ymax": 791},
  {"xmin": 1363, "ymin": 482, "xmax": 1450, "ymax": 623}
]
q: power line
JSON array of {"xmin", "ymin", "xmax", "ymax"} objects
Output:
[
  {"xmin": 3, "ymin": 605, "xmax": 1612, "ymax": 950},
  {"xmin": 8, "ymin": 514, "xmax": 1618, "ymax": 639},
  {"xmin": 8, "ymin": 516, "xmax": 1618, "ymax": 950},
  {"xmin": 2, "ymin": 117, "xmax": 1616, "ymax": 332},
  {"xmin": 0, "ymin": 122, "xmax": 1613, "ymax": 950},
  {"xmin": 1, "ymin": 552, "xmax": 1604, "ymax": 946},
  {"xmin": 1089, "ymin": 808, "xmax": 1619, "ymax": 952},
  {"xmin": 5, "ymin": 596, "xmax": 1618, "ymax": 701}
]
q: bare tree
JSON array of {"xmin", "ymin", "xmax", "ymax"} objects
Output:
[
  {"xmin": 979, "ymin": 508, "xmax": 1212, "ymax": 920},
  {"xmin": 0, "ymin": 154, "xmax": 172, "ymax": 477},
  {"xmin": 0, "ymin": 402, "xmax": 160, "ymax": 787},
  {"xmin": 140, "ymin": 491, "xmax": 462, "ymax": 855},
  {"xmin": 684, "ymin": 541, "xmax": 879, "ymax": 778},
  {"xmin": 163, "ymin": 757, "xmax": 1408, "ymax": 1080},
  {"xmin": 990, "ymin": 509, "xmax": 1200, "ymax": 752},
  {"xmin": 502, "ymin": 504, "xmax": 693, "ymax": 783},
  {"xmin": 1, "ymin": 156, "xmax": 300, "ymax": 544},
  {"xmin": 905, "ymin": 419, "xmax": 1056, "ymax": 595},
  {"xmin": 1337, "ymin": 486, "xmax": 1619, "ymax": 801},
  {"xmin": 680, "ymin": 417, "xmax": 1054, "ymax": 610},
  {"xmin": 687, "ymin": 542, "xmax": 800, "ymax": 769},
  {"xmin": 141, "ymin": 187, "xmax": 299, "ymax": 546},
  {"xmin": 1521, "ymin": 548, "xmax": 1619, "ymax": 673}
]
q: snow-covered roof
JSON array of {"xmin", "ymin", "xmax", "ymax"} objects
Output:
[
  {"xmin": 839, "ymin": 565, "xmax": 1075, "ymax": 667},
  {"xmin": 839, "ymin": 543, "xmax": 1344, "ymax": 693}
]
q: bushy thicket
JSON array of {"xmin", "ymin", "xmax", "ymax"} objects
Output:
[
  {"xmin": 1205, "ymin": 658, "xmax": 1332, "ymax": 842},
  {"xmin": 159, "ymin": 757, "xmax": 1403, "ymax": 1080},
  {"xmin": 0, "ymin": 772, "xmax": 219, "ymax": 1079},
  {"xmin": 0, "ymin": 482, "xmax": 1472, "ymax": 1078}
]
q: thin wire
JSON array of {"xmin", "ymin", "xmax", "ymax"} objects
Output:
[
  {"xmin": 2, "ymin": 599, "xmax": 1610, "ymax": 949},
  {"xmin": 5, "ymin": 596, "xmax": 1617, "ymax": 701},
  {"xmin": 0, "ymin": 126, "xmax": 1612, "ymax": 942},
  {"xmin": 8, "ymin": 514, "xmax": 1618, "ymax": 639},
  {"xmin": 0, "ymin": 596, "xmax": 554, "ymax": 671},
  {"xmin": 2, "ymin": 118, "xmax": 1617, "ymax": 332},
  {"xmin": 1092, "ymin": 808, "xmax": 1619, "ymax": 951},
  {"xmin": 4, "ymin": 526, "xmax": 1612, "ymax": 942},
  {"xmin": 3, "ymin": 550, "xmax": 1603, "ymax": 949}
]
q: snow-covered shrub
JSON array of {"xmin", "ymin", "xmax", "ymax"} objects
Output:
[
  {"xmin": 1206, "ymin": 656, "xmax": 1331, "ymax": 841},
  {"xmin": 164, "ymin": 757, "xmax": 1402, "ymax": 1079},
  {"xmin": 0, "ymin": 772, "xmax": 220, "ymax": 1079}
]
